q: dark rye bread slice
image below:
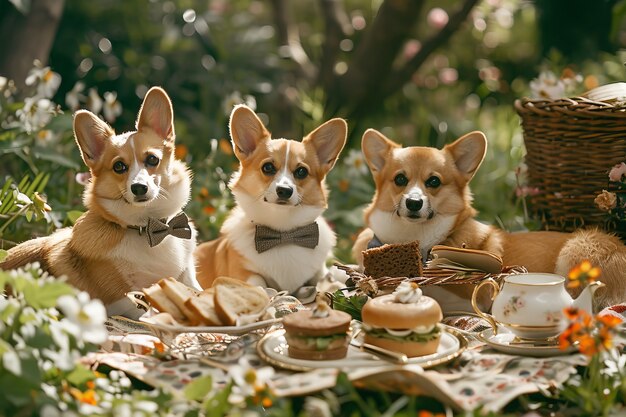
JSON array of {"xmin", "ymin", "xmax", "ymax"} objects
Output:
[
  {"xmin": 282, "ymin": 309, "xmax": 351, "ymax": 337},
  {"xmin": 362, "ymin": 241, "xmax": 423, "ymax": 278}
]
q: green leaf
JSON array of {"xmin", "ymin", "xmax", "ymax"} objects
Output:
[
  {"xmin": 0, "ymin": 249, "xmax": 7, "ymax": 262},
  {"xmin": 0, "ymin": 372, "xmax": 38, "ymax": 407},
  {"xmin": 66, "ymin": 364, "xmax": 96, "ymax": 387},
  {"xmin": 23, "ymin": 281, "xmax": 74, "ymax": 309},
  {"xmin": 204, "ymin": 381, "xmax": 233, "ymax": 417},
  {"xmin": 66, "ymin": 210, "xmax": 84, "ymax": 225},
  {"xmin": 184, "ymin": 374, "xmax": 213, "ymax": 401}
]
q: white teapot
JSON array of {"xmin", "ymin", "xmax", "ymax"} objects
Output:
[{"xmin": 471, "ymin": 273, "xmax": 605, "ymax": 339}]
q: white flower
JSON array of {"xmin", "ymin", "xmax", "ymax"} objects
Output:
[
  {"xmin": 57, "ymin": 291, "xmax": 108, "ymax": 345},
  {"xmin": 222, "ymin": 91, "xmax": 256, "ymax": 116},
  {"xmin": 0, "ymin": 76, "xmax": 7, "ymax": 90},
  {"xmin": 65, "ymin": 81, "xmax": 86, "ymax": 110},
  {"xmin": 228, "ymin": 356, "xmax": 274, "ymax": 401},
  {"xmin": 3, "ymin": 349, "xmax": 22, "ymax": 376},
  {"xmin": 16, "ymin": 97, "xmax": 55, "ymax": 133},
  {"xmin": 26, "ymin": 65, "xmax": 61, "ymax": 99},
  {"xmin": 529, "ymin": 71, "xmax": 565, "ymax": 100},
  {"xmin": 87, "ymin": 88, "xmax": 103, "ymax": 114},
  {"xmin": 35, "ymin": 129, "xmax": 58, "ymax": 145},
  {"xmin": 103, "ymin": 91, "xmax": 122, "ymax": 122},
  {"xmin": 303, "ymin": 396, "xmax": 333, "ymax": 417},
  {"xmin": 344, "ymin": 149, "xmax": 369, "ymax": 176},
  {"xmin": 40, "ymin": 404, "xmax": 62, "ymax": 417},
  {"xmin": 14, "ymin": 191, "xmax": 33, "ymax": 206},
  {"xmin": 42, "ymin": 346, "xmax": 80, "ymax": 371}
]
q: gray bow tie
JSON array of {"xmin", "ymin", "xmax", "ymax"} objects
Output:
[
  {"xmin": 254, "ymin": 223, "xmax": 319, "ymax": 253},
  {"xmin": 131, "ymin": 212, "xmax": 192, "ymax": 247}
]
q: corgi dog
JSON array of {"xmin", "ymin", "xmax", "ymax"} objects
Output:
[
  {"xmin": 353, "ymin": 129, "xmax": 626, "ymax": 308},
  {"xmin": 195, "ymin": 105, "xmax": 347, "ymax": 294},
  {"xmin": 0, "ymin": 87, "xmax": 199, "ymax": 317}
]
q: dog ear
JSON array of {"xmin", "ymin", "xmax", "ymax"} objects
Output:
[
  {"xmin": 445, "ymin": 131, "xmax": 487, "ymax": 181},
  {"xmin": 304, "ymin": 118, "xmax": 347, "ymax": 173},
  {"xmin": 73, "ymin": 110, "xmax": 115, "ymax": 169},
  {"xmin": 361, "ymin": 129, "xmax": 400, "ymax": 173},
  {"xmin": 229, "ymin": 104, "xmax": 270, "ymax": 160},
  {"xmin": 136, "ymin": 87, "xmax": 175, "ymax": 141}
]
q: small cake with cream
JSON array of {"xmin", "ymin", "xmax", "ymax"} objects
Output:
[
  {"xmin": 282, "ymin": 298, "xmax": 352, "ymax": 360},
  {"xmin": 361, "ymin": 281, "xmax": 442, "ymax": 357}
]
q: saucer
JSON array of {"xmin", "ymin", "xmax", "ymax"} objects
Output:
[
  {"xmin": 257, "ymin": 328, "xmax": 466, "ymax": 372},
  {"xmin": 478, "ymin": 328, "xmax": 578, "ymax": 357}
]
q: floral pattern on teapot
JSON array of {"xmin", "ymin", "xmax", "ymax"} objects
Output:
[{"xmin": 502, "ymin": 292, "xmax": 526, "ymax": 317}]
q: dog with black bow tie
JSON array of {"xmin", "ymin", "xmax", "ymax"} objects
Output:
[
  {"xmin": 195, "ymin": 105, "xmax": 347, "ymax": 294},
  {"xmin": 0, "ymin": 87, "xmax": 199, "ymax": 318}
]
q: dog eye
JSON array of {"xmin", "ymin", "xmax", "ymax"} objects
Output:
[
  {"xmin": 112, "ymin": 161, "xmax": 128, "ymax": 174},
  {"xmin": 425, "ymin": 176, "xmax": 441, "ymax": 188},
  {"xmin": 146, "ymin": 154, "xmax": 160, "ymax": 167},
  {"xmin": 294, "ymin": 166, "xmax": 308, "ymax": 179},
  {"xmin": 394, "ymin": 173, "xmax": 408, "ymax": 187},
  {"xmin": 262, "ymin": 162, "xmax": 277, "ymax": 175}
]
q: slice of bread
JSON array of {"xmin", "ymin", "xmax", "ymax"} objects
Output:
[
  {"xmin": 142, "ymin": 283, "xmax": 187, "ymax": 323},
  {"xmin": 158, "ymin": 277, "xmax": 200, "ymax": 324},
  {"xmin": 184, "ymin": 288, "xmax": 223, "ymax": 326},
  {"xmin": 214, "ymin": 284, "xmax": 270, "ymax": 325}
]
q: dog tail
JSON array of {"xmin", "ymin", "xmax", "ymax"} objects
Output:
[
  {"xmin": 0, "ymin": 237, "xmax": 47, "ymax": 271},
  {"xmin": 556, "ymin": 228, "xmax": 626, "ymax": 309}
]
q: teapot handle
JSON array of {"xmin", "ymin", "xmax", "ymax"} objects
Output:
[{"xmin": 471, "ymin": 278, "xmax": 500, "ymax": 335}]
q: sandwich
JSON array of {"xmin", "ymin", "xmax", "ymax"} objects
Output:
[
  {"xmin": 282, "ymin": 300, "xmax": 351, "ymax": 360},
  {"xmin": 361, "ymin": 281, "xmax": 442, "ymax": 357}
]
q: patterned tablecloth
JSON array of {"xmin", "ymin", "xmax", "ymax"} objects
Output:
[{"xmin": 91, "ymin": 306, "xmax": 626, "ymax": 413}]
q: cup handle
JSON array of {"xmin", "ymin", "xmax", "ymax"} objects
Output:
[{"xmin": 471, "ymin": 278, "xmax": 500, "ymax": 335}]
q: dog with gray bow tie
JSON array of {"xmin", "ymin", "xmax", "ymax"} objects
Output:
[
  {"xmin": 195, "ymin": 105, "xmax": 347, "ymax": 294},
  {"xmin": 0, "ymin": 87, "xmax": 199, "ymax": 318}
]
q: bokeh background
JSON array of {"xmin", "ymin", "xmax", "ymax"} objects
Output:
[{"xmin": 1, "ymin": 0, "xmax": 626, "ymax": 262}]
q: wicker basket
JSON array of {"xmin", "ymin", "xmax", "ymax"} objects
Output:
[{"xmin": 515, "ymin": 96, "xmax": 626, "ymax": 235}]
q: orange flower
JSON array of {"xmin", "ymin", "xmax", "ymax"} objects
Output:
[
  {"xmin": 86, "ymin": 380, "xmax": 96, "ymax": 390},
  {"xmin": 199, "ymin": 187, "xmax": 209, "ymax": 199},
  {"xmin": 564, "ymin": 306, "xmax": 580, "ymax": 320},
  {"xmin": 219, "ymin": 138, "xmax": 233, "ymax": 155},
  {"xmin": 597, "ymin": 314, "xmax": 622, "ymax": 329},
  {"xmin": 175, "ymin": 144, "xmax": 188, "ymax": 160},
  {"xmin": 338, "ymin": 179, "xmax": 350, "ymax": 193},
  {"xmin": 418, "ymin": 411, "xmax": 445, "ymax": 417},
  {"xmin": 203, "ymin": 205, "xmax": 216, "ymax": 215},
  {"xmin": 567, "ymin": 260, "xmax": 600, "ymax": 289},
  {"xmin": 262, "ymin": 396, "xmax": 273, "ymax": 408},
  {"xmin": 71, "ymin": 388, "xmax": 98, "ymax": 405}
]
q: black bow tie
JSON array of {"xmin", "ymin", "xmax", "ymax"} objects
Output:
[
  {"xmin": 254, "ymin": 223, "xmax": 319, "ymax": 253},
  {"xmin": 129, "ymin": 212, "xmax": 192, "ymax": 247}
]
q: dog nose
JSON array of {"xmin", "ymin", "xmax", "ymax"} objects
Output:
[
  {"xmin": 405, "ymin": 197, "xmax": 423, "ymax": 212},
  {"xmin": 131, "ymin": 183, "xmax": 148, "ymax": 196},
  {"xmin": 276, "ymin": 185, "xmax": 293, "ymax": 199}
]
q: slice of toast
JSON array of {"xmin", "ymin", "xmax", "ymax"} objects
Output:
[
  {"xmin": 184, "ymin": 288, "xmax": 223, "ymax": 326},
  {"xmin": 158, "ymin": 277, "xmax": 201, "ymax": 324},
  {"xmin": 142, "ymin": 283, "xmax": 187, "ymax": 323},
  {"xmin": 214, "ymin": 284, "xmax": 270, "ymax": 326}
]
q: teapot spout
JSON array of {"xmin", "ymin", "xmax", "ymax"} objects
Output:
[{"xmin": 572, "ymin": 281, "xmax": 606, "ymax": 313}]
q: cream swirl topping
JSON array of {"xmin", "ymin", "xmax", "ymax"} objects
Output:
[
  {"xmin": 311, "ymin": 299, "xmax": 331, "ymax": 318},
  {"xmin": 393, "ymin": 281, "xmax": 423, "ymax": 304}
]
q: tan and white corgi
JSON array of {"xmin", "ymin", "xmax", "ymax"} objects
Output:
[
  {"xmin": 353, "ymin": 129, "xmax": 626, "ymax": 308},
  {"xmin": 195, "ymin": 105, "xmax": 347, "ymax": 294},
  {"xmin": 0, "ymin": 87, "xmax": 199, "ymax": 317}
]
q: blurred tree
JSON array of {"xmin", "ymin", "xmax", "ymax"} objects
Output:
[
  {"xmin": 0, "ymin": 0, "xmax": 65, "ymax": 90},
  {"xmin": 535, "ymin": 0, "xmax": 619, "ymax": 62},
  {"xmin": 269, "ymin": 0, "xmax": 480, "ymax": 139}
]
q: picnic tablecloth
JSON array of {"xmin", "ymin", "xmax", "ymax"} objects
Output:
[{"xmin": 90, "ymin": 305, "xmax": 626, "ymax": 413}]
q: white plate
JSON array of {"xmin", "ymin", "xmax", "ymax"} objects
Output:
[
  {"xmin": 257, "ymin": 328, "xmax": 466, "ymax": 371},
  {"xmin": 478, "ymin": 328, "xmax": 578, "ymax": 357},
  {"xmin": 112, "ymin": 315, "xmax": 283, "ymax": 336}
]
